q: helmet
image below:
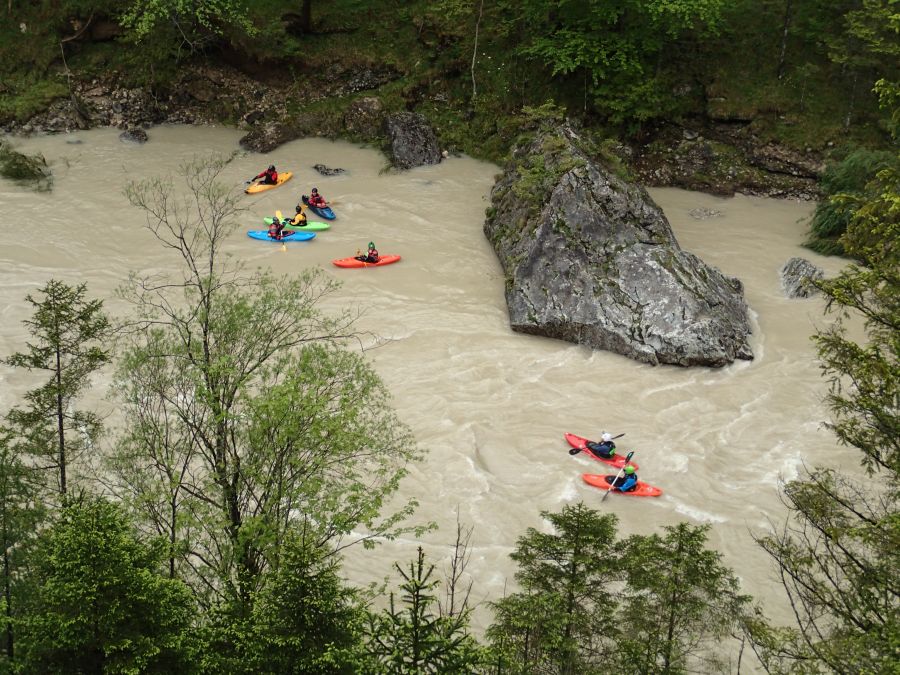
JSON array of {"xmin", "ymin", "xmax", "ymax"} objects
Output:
[
  {"xmin": 268, "ymin": 165, "xmax": 275, "ymax": 170},
  {"xmin": 601, "ymin": 433, "xmax": 613, "ymax": 443},
  {"xmin": 368, "ymin": 242, "xmax": 375, "ymax": 249},
  {"xmin": 311, "ymin": 187, "xmax": 318, "ymax": 193},
  {"xmin": 624, "ymin": 465, "xmax": 635, "ymax": 475}
]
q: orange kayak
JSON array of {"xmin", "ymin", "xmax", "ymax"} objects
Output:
[
  {"xmin": 245, "ymin": 171, "xmax": 293, "ymax": 194},
  {"xmin": 582, "ymin": 474, "xmax": 662, "ymax": 497},
  {"xmin": 332, "ymin": 255, "xmax": 401, "ymax": 268},
  {"xmin": 565, "ymin": 433, "xmax": 639, "ymax": 469}
]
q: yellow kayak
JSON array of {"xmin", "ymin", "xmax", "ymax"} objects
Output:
[{"xmin": 245, "ymin": 171, "xmax": 293, "ymax": 194}]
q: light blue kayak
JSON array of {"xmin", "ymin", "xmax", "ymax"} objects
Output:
[
  {"xmin": 247, "ymin": 230, "xmax": 316, "ymax": 243},
  {"xmin": 263, "ymin": 217, "xmax": 330, "ymax": 232}
]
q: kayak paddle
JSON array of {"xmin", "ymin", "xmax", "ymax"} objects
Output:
[
  {"xmin": 568, "ymin": 432, "xmax": 625, "ymax": 456},
  {"xmin": 601, "ymin": 451, "xmax": 634, "ymax": 503}
]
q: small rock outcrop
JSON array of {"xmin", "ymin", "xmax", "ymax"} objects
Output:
[
  {"xmin": 484, "ymin": 124, "xmax": 753, "ymax": 367},
  {"xmin": 781, "ymin": 257, "xmax": 824, "ymax": 298},
  {"xmin": 119, "ymin": 127, "xmax": 148, "ymax": 144},
  {"xmin": 239, "ymin": 122, "xmax": 297, "ymax": 153},
  {"xmin": 383, "ymin": 112, "xmax": 441, "ymax": 170},
  {"xmin": 313, "ymin": 164, "xmax": 345, "ymax": 176},
  {"xmin": 0, "ymin": 140, "xmax": 52, "ymax": 184}
]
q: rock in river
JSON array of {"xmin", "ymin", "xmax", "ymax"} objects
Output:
[
  {"xmin": 383, "ymin": 112, "xmax": 442, "ymax": 170},
  {"xmin": 484, "ymin": 123, "xmax": 753, "ymax": 367},
  {"xmin": 780, "ymin": 257, "xmax": 823, "ymax": 298}
]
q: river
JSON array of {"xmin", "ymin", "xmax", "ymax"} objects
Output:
[{"xmin": 0, "ymin": 126, "xmax": 852, "ymax": 660}]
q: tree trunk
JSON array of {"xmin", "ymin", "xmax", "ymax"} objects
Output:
[
  {"xmin": 662, "ymin": 537, "xmax": 684, "ymax": 671},
  {"xmin": 776, "ymin": 0, "xmax": 794, "ymax": 79},
  {"xmin": 3, "ymin": 520, "xmax": 13, "ymax": 662},
  {"xmin": 300, "ymin": 0, "xmax": 312, "ymax": 32},
  {"xmin": 55, "ymin": 347, "xmax": 66, "ymax": 495},
  {"xmin": 168, "ymin": 495, "xmax": 177, "ymax": 579}
]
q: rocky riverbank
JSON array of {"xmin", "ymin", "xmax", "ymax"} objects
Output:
[{"xmin": 1, "ymin": 61, "xmax": 822, "ymax": 199}]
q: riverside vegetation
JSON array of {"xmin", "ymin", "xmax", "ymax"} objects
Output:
[{"xmin": 0, "ymin": 1, "xmax": 897, "ymax": 672}]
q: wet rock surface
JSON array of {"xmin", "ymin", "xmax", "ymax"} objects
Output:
[
  {"xmin": 313, "ymin": 164, "xmax": 345, "ymax": 176},
  {"xmin": 485, "ymin": 123, "xmax": 754, "ymax": 367},
  {"xmin": 383, "ymin": 112, "xmax": 442, "ymax": 170},
  {"xmin": 781, "ymin": 257, "xmax": 824, "ymax": 298},
  {"xmin": 119, "ymin": 127, "xmax": 148, "ymax": 144}
]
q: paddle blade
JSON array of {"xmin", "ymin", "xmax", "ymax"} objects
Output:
[
  {"xmin": 280, "ymin": 242, "xmax": 286, "ymax": 252},
  {"xmin": 568, "ymin": 447, "xmax": 582, "ymax": 455},
  {"xmin": 276, "ymin": 210, "xmax": 283, "ymax": 220}
]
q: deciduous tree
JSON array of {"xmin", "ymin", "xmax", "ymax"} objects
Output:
[
  {"xmin": 115, "ymin": 155, "xmax": 424, "ymax": 617},
  {"xmin": 748, "ymin": 141, "xmax": 899, "ymax": 672}
]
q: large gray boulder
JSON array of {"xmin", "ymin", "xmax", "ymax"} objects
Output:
[
  {"xmin": 781, "ymin": 257, "xmax": 823, "ymax": 298},
  {"xmin": 383, "ymin": 112, "xmax": 442, "ymax": 170},
  {"xmin": 484, "ymin": 124, "xmax": 753, "ymax": 367}
]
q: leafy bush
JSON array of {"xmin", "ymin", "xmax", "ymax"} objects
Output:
[{"xmin": 806, "ymin": 147, "xmax": 898, "ymax": 255}]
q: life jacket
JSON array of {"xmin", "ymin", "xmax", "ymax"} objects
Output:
[
  {"xmin": 310, "ymin": 193, "xmax": 325, "ymax": 207},
  {"xmin": 590, "ymin": 441, "xmax": 615, "ymax": 458},
  {"xmin": 266, "ymin": 168, "xmax": 278, "ymax": 183},
  {"xmin": 368, "ymin": 248, "xmax": 379, "ymax": 260},
  {"xmin": 268, "ymin": 221, "xmax": 280, "ymax": 238}
]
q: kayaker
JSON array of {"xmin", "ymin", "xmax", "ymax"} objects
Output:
[
  {"xmin": 268, "ymin": 216, "xmax": 285, "ymax": 240},
  {"xmin": 250, "ymin": 165, "xmax": 278, "ymax": 186},
  {"xmin": 354, "ymin": 242, "xmax": 379, "ymax": 263},
  {"xmin": 587, "ymin": 432, "xmax": 617, "ymax": 459},
  {"xmin": 612, "ymin": 465, "xmax": 638, "ymax": 492},
  {"xmin": 289, "ymin": 207, "xmax": 307, "ymax": 226},
  {"xmin": 308, "ymin": 187, "xmax": 327, "ymax": 208}
]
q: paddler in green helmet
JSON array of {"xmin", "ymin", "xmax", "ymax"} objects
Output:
[
  {"xmin": 612, "ymin": 464, "xmax": 638, "ymax": 492},
  {"xmin": 355, "ymin": 241, "xmax": 379, "ymax": 263}
]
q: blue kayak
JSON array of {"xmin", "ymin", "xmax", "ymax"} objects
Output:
[
  {"xmin": 247, "ymin": 230, "xmax": 316, "ymax": 243},
  {"xmin": 302, "ymin": 195, "xmax": 336, "ymax": 220}
]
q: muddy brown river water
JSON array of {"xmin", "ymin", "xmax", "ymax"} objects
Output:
[{"xmin": 0, "ymin": 126, "xmax": 853, "ymax": 664}]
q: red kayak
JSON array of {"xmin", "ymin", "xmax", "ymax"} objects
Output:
[
  {"xmin": 564, "ymin": 433, "xmax": 639, "ymax": 470},
  {"xmin": 332, "ymin": 255, "xmax": 401, "ymax": 269},
  {"xmin": 583, "ymin": 474, "xmax": 662, "ymax": 497}
]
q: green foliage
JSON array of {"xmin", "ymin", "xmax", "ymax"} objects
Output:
[
  {"xmin": 488, "ymin": 503, "xmax": 621, "ymax": 673},
  {"xmin": 4, "ymin": 280, "xmax": 110, "ymax": 496},
  {"xmin": 365, "ymin": 546, "xmax": 484, "ymax": 673},
  {"xmin": 806, "ymin": 147, "xmax": 898, "ymax": 255},
  {"xmin": 0, "ymin": 78, "xmax": 68, "ymax": 126},
  {"xmin": 511, "ymin": 127, "xmax": 586, "ymax": 211},
  {"xmin": 509, "ymin": 0, "xmax": 725, "ymax": 128},
  {"xmin": 115, "ymin": 155, "xmax": 424, "ymax": 615},
  {"xmin": 618, "ymin": 523, "xmax": 749, "ymax": 674},
  {"xmin": 749, "ymin": 148, "xmax": 899, "ymax": 672},
  {"xmin": 815, "ymin": 164, "xmax": 900, "ymax": 474},
  {"xmin": 489, "ymin": 504, "xmax": 749, "ymax": 673},
  {"xmin": 0, "ymin": 141, "xmax": 52, "ymax": 191},
  {"xmin": 202, "ymin": 529, "xmax": 369, "ymax": 674},
  {"xmin": 0, "ymin": 430, "xmax": 45, "ymax": 673},
  {"xmin": 121, "ymin": 0, "xmax": 256, "ymax": 55},
  {"xmin": 16, "ymin": 497, "xmax": 197, "ymax": 674}
]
